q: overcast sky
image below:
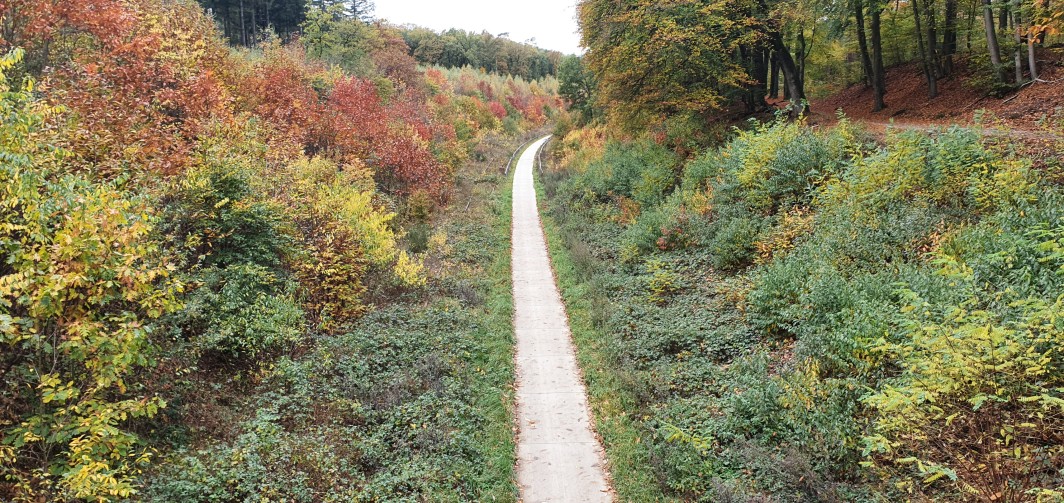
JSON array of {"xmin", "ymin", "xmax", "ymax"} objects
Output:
[{"xmin": 374, "ymin": 0, "xmax": 584, "ymax": 55}]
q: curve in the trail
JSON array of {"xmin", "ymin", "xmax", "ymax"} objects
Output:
[{"xmin": 511, "ymin": 136, "xmax": 613, "ymax": 502}]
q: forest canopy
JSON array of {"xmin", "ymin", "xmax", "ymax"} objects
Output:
[{"xmin": 573, "ymin": 0, "xmax": 1063, "ymax": 131}]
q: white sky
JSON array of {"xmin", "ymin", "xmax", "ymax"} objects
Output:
[{"xmin": 374, "ymin": 0, "xmax": 584, "ymax": 55}]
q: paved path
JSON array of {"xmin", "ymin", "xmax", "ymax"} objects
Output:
[{"xmin": 511, "ymin": 136, "xmax": 612, "ymax": 502}]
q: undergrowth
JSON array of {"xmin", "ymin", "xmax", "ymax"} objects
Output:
[{"xmin": 542, "ymin": 117, "xmax": 1064, "ymax": 502}]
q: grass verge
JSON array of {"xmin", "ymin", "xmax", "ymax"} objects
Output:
[
  {"xmin": 533, "ymin": 170, "xmax": 677, "ymax": 502},
  {"xmin": 470, "ymin": 143, "xmax": 519, "ymax": 501}
]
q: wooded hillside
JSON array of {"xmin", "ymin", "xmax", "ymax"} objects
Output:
[
  {"xmin": 538, "ymin": 0, "xmax": 1064, "ymax": 501},
  {"xmin": 568, "ymin": 0, "xmax": 1063, "ymax": 133},
  {"xmin": 0, "ymin": 0, "xmax": 559, "ymax": 500}
]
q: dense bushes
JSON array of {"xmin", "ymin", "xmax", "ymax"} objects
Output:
[
  {"xmin": 576, "ymin": 139, "xmax": 679, "ymax": 208},
  {"xmin": 546, "ymin": 117, "xmax": 1064, "ymax": 501},
  {"xmin": 0, "ymin": 0, "xmax": 559, "ymax": 499},
  {"xmin": 0, "ymin": 49, "xmax": 180, "ymax": 499}
]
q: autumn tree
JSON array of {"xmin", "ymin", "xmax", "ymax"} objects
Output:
[
  {"xmin": 579, "ymin": 0, "xmax": 753, "ymax": 130},
  {"xmin": 0, "ymin": 48, "xmax": 181, "ymax": 501}
]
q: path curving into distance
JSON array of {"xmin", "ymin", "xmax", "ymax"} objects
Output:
[{"xmin": 511, "ymin": 136, "xmax": 613, "ymax": 502}]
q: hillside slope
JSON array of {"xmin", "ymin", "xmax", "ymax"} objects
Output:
[{"xmin": 812, "ymin": 46, "xmax": 1064, "ymax": 131}]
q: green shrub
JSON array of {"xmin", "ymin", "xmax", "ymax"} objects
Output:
[
  {"xmin": 660, "ymin": 118, "xmax": 861, "ymax": 270},
  {"xmin": 645, "ymin": 259, "xmax": 683, "ymax": 304},
  {"xmin": 707, "ymin": 213, "xmax": 764, "ymax": 271},
  {"xmin": 662, "ymin": 354, "xmax": 867, "ymax": 502},
  {"xmin": 621, "ymin": 200, "xmax": 671, "ymax": 257},
  {"xmin": 863, "ymin": 247, "xmax": 1064, "ymax": 499},
  {"xmin": 682, "ymin": 118, "xmax": 857, "ymax": 215},
  {"xmin": 162, "ymin": 156, "xmax": 291, "ymax": 271},
  {"xmin": 502, "ymin": 116, "xmax": 521, "ymax": 135},
  {"xmin": 578, "ymin": 139, "xmax": 678, "ymax": 207},
  {"xmin": 940, "ymin": 189, "xmax": 1064, "ymax": 302},
  {"xmin": 820, "ymin": 126, "xmax": 1031, "ymax": 214},
  {"xmin": 177, "ymin": 265, "xmax": 303, "ymax": 359},
  {"xmin": 407, "ymin": 222, "xmax": 431, "ymax": 254}
]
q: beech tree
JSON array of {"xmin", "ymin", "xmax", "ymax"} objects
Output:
[
  {"xmin": 579, "ymin": 0, "xmax": 752, "ymax": 130},
  {"xmin": 579, "ymin": 0, "xmax": 820, "ymax": 127}
]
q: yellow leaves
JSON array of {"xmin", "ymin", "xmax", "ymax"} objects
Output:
[
  {"xmin": 1, "ymin": 70, "xmax": 179, "ymax": 501},
  {"xmin": 39, "ymin": 375, "xmax": 79, "ymax": 405},
  {"xmin": 0, "ymin": 47, "xmax": 25, "ymax": 81},
  {"xmin": 864, "ymin": 264, "xmax": 1064, "ymax": 496},
  {"xmin": 776, "ymin": 359, "xmax": 829, "ymax": 412},
  {"xmin": 970, "ymin": 158, "xmax": 1037, "ymax": 212},
  {"xmin": 427, "ymin": 230, "xmax": 449, "ymax": 255},
  {"xmin": 318, "ymin": 185, "xmax": 396, "ymax": 267},
  {"xmin": 298, "ymin": 159, "xmax": 425, "ymax": 286},
  {"xmin": 753, "ymin": 206, "xmax": 813, "ymax": 263},
  {"xmin": 394, "ymin": 251, "xmax": 426, "ymax": 287}
]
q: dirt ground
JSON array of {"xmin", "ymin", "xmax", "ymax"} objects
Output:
[{"xmin": 808, "ymin": 45, "xmax": 1064, "ymax": 132}]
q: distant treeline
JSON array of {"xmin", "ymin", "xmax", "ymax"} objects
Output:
[
  {"xmin": 399, "ymin": 27, "xmax": 564, "ymax": 80},
  {"xmin": 195, "ymin": 1, "xmax": 562, "ymax": 80}
]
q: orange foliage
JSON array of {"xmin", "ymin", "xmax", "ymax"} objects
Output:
[
  {"xmin": 238, "ymin": 46, "xmax": 331, "ymax": 154},
  {"xmin": 2, "ymin": 0, "xmax": 557, "ymax": 198},
  {"xmin": 3, "ymin": 0, "xmax": 229, "ymax": 176}
]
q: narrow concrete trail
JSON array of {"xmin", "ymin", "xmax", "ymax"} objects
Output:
[{"xmin": 511, "ymin": 136, "xmax": 613, "ymax": 502}]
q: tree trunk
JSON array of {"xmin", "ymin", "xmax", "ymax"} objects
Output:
[
  {"xmin": 913, "ymin": 0, "xmax": 939, "ymax": 97},
  {"xmin": 251, "ymin": 0, "xmax": 258, "ymax": 44},
  {"xmin": 758, "ymin": 48, "xmax": 771, "ymax": 106},
  {"xmin": 966, "ymin": 0, "xmax": 979, "ymax": 50},
  {"xmin": 943, "ymin": 0, "xmax": 958, "ymax": 75},
  {"xmin": 1028, "ymin": 29, "xmax": 1040, "ymax": 80},
  {"xmin": 1013, "ymin": 6, "xmax": 1025, "ymax": 83},
  {"xmin": 855, "ymin": 0, "xmax": 875, "ymax": 88},
  {"xmin": 890, "ymin": 0, "xmax": 903, "ymax": 64},
  {"xmin": 740, "ymin": 46, "xmax": 762, "ymax": 112},
  {"xmin": 239, "ymin": 0, "xmax": 247, "ymax": 45},
  {"xmin": 1037, "ymin": 0, "xmax": 1050, "ymax": 43},
  {"xmin": 220, "ymin": 0, "xmax": 230, "ymax": 41},
  {"xmin": 983, "ymin": 0, "xmax": 1007, "ymax": 83},
  {"xmin": 770, "ymin": 52, "xmax": 780, "ymax": 99},
  {"xmin": 870, "ymin": 3, "xmax": 887, "ymax": 111},
  {"xmin": 772, "ymin": 33, "xmax": 808, "ymax": 117},
  {"xmin": 925, "ymin": 0, "xmax": 941, "ymax": 78}
]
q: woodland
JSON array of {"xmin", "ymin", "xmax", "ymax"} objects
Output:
[
  {"xmin": 542, "ymin": 0, "xmax": 1064, "ymax": 501},
  {"xmin": 0, "ymin": 0, "xmax": 1063, "ymax": 501}
]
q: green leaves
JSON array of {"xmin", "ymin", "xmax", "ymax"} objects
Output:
[
  {"xmin": 863, "ymin": 251, "xmax": 1064, "ymax": 499},
  {"xmin": 0, "ymin": 54, "xmax": 180, "ymax": 500}
]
